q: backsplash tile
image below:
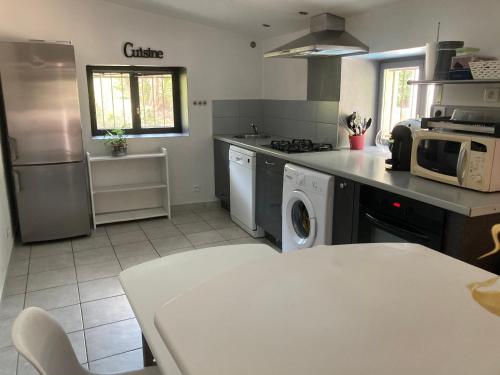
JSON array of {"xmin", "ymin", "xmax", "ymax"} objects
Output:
[
  {"xmin": 316, "ymin": 101, "xmax": 339, "ymax": 124},
  {"xmin": 316, "ymin": 123, "xmax": 338, "ymax": 145},
  {"xmin": 212, "ymin": 99, "xmax": 340, "ymax": 146},
  {"xmin": 213, "ymin": 100, "xmax": 239, "ymax": 118},
  {"xmin": 213, "ymin": 117, "xmax": 238, "ymax": 134}
]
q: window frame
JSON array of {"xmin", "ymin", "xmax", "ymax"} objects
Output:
[
  {"xmin": 87, "ymin": 65, "xmax": 183, "ymax": 136},
  {"xmin": 376, "ymin": 58, "xmax": 426, "ymax": 135}
]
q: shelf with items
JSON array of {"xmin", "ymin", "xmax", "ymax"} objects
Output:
[
  {"xmin": 87, "ymin": 147, "xmax": 171, "ymax": 228},
  {"xmin": 408, "ymin": 79, "xmax": 500, "ymax": 85}
]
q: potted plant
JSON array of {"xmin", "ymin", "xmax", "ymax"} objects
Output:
[{"xmin": 104, "ymin": 129, "xmax": 127, "ymax": 156}]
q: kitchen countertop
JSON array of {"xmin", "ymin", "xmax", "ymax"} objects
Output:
[{"xmin": 214, "ymin": 135, "xmax": 500, "ymax": 217}]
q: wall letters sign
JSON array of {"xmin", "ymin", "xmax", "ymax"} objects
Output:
[{"xmin": 123, "ymin": 42, "xmax": 164, "ymax": 59}]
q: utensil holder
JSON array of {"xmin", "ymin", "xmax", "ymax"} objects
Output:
[{"xmin": 349, "ymin": 134, "xmax": 365, "ymax": 150}]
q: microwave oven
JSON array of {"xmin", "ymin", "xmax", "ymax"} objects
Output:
[{"xmin": 411, "ymin": 130, "xmax": 500, "ymax": 192}]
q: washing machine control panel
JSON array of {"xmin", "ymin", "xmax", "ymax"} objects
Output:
[{"xmin": 284, "ymin": 166, "xmax": 325, "ymax": 194}]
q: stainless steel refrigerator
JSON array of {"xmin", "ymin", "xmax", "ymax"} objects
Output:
[{"xmin": 0, "ymin": 41, "xmax": 91, "ymax": 242}]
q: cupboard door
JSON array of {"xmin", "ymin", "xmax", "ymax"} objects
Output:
[
  {"xmin": 214, "ymin": 140, "xmax": 230, "ymax": 207},
  {"xmin": 332, "ymin": 177, "xmax": 358, "ymax": 245},
  {"xmin": 256, "ymin": 154, "xmax": 287, "ymax": 243}
]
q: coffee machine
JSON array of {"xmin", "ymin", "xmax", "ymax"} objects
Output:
[{"xmin": 385, "ymin": 119, "xmax": 421, "ymax": 171}]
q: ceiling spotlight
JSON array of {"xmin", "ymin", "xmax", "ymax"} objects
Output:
[
  {"xmin": 298, "ymin": 11, "xmax": 308, "ymax": 15},
  {"xmin": 262, "ymin": 23, "xmax": 271, "ymax": 27}
]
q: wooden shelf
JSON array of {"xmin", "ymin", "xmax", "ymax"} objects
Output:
[
  {"xmin": 93, "ymin": 182, "xmax": 167, "ymax": 194},
  {"xmin": 89, "ymin": 152, "xmax": 165, "ymax": 162},
  {"xmin": 95, "ymin": 207, "xmax": 168, "ymax": 225},
  {"xmin": 408, "ymin": 79, "xmax": 500, "ymax": 85}
]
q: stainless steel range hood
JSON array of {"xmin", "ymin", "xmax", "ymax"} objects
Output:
[{"xmin": 264, "ymin": 13, "xmax": 368, "ymax": 58}]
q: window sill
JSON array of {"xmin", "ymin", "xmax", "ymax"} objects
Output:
[{"xmin": 92, "ymin": 132, "xmax": 189, "ymax": 140}]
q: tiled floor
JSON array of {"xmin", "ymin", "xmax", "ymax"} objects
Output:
[{"xmin": 0, "ymin": 206, "xmax": 277, "ymax": 375}]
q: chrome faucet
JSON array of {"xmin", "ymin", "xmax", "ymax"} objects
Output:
[{"xmin": 250, "ymin": 121, "xmax": 258, "ymax": 135}]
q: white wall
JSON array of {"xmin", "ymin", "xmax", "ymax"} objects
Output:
[
  {"xmin": 262, "ymin": 0, "xmax": 500, "ymax": 108},
  {"xmin": 0, "ymin": 142, "xmax": 13, "ymax": 297},
  {"xmin": 338, "ymin": 57, "xmax": 379, "ymax": 146},
  {"xmin": 0, "ymin": 0, "xmax": 262, "ymax": 205}
]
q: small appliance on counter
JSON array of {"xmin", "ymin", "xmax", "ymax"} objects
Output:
[
  {"xmin": 385, "ymin": 119, "xmax": 421, "ymax": 171},
  {"xmin": 412, "ymin": 108, "xmax": 500, "ymax": 192}
]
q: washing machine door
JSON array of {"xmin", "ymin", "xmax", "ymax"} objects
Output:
[{"xmin": 284, "ymin": 190, "xmax": 317, "ymax": 250}]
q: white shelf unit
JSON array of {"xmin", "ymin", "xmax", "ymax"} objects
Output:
[{"xmin": 87, "ymin": 148, "xmax": 171, "ymax": 228}]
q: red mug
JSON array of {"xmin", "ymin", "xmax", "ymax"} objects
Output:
[{"xmin": 349, "ymin": 133, "xmax": 365, "ymax": 150}]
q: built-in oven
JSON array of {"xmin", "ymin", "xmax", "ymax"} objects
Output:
[{"xmin": 357, "ymin": 185, "xmax": 446, "ymax": 250}]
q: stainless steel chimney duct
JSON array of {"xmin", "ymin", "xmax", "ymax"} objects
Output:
[{"xmin": 264, "ymin": 13, "xmax": 368, "ymax": 58}]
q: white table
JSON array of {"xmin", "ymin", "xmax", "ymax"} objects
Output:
[
  {"xmin": 119, "ymin": 244, "xmax": 278, "ymax": 375},
  {"xmin": 154, "ymin": 243, "xmax": 500, "ymax": 375}
]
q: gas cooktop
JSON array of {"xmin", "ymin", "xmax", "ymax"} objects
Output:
[{"xmin": 264, "ymin": 139, "xmax": 334, "ymax": 153}]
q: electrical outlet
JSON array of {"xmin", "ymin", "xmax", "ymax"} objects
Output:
[
  {"xmin": 483, "ymin": 88, "xmax": 500, "ymax": 103},
  {"xmin": 192, "ymin": 185, "xmax": 201, "ymax": 192}
]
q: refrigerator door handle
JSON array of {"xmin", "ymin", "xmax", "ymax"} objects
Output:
[
  {"xmin": 9, "ymin": 137, "xmax": 17, "ymax": 161},
  {"xmin": 13, "ymin": 170, "xmax": 21, "ymax": 194}
]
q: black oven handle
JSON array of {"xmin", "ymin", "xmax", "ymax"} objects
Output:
[{"xmin": 363, "ymin": 212, "xmax": 430, "ymax": 243}]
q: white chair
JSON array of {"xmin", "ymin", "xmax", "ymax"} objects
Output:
[{"xmin": 12, "ymin": 307, "xmax": 160, "ymax": 375}]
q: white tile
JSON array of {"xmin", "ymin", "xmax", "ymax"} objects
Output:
[
  {"xmin": 170, "ymin": 212, "xmax": 202, "ymax": 225},
  {"xmin": 113, "ymin": 241, "xmax": 156, "ymax": 260},
  {"xmin": 186, "ymin": 230, "xmax": 225, "ymax": 246},
  {"xmin": 177, "ymin": 221, "xmax": 213, "ymax": 235},
  {"xmin": 0, "ymin": 318, "xmax": 15, "ymax": 349},
  {"xmin": 89, "ymin": 348, "xmax": 144, "ymax": 374},
  {"xmin": 72, "ymin": 235, "xmax": 111, "ymax": 252},
  {"xmin": 227, "ymin": 237, "xmax": 262, "ymax": 245},
  {"xmin": 216, "ymin": 226, "xmax": 249, "ymax": 240},
  {"xmin": 151, "ymin": 236, "xmax": 194, "ymax": 256},
  {"xmin": 78, "ymin": 277, "xmax": 124, "ymax": 303},
  {"xmin": 48, "ymin": 304, "xmax": 83, "ymax": 333},
  {"xmin": 138, "ymin": 217, "xmax": 173, "ymax": 230},
  {"xmin": 0, "ymin": 347, "xmax": 18, "ymax": 375},
  {"xmin": 9, "ymin": 245, "xmax": 30, "ymax": 262},
  {"xmin": 142, "ymin": 225, "xmax": 182, "ymax": 240},
  {"xmin": 119, "ymin": 254, "xmax": 159, "ymax": 270},
  {"xmin": 27, "ymin": 267, "xmax": 76, "ymax": 292},
  {"xmin": 0, "ymin": 294, "xmax": 24, "ymax": 320},
  {"xmin": 3, "ymin": 275, "xmax": 27, "ymax": 296},
  {"xmin": 105, "ymin": 222, "xmax": 141, "ymax": 235},
  {"xmin": 207, "ymin": 217, "xmax": 237, "ymax": 230},
  {"xmin": 25, "ymin": 284, "xmax": 79, "ymax": 310},
  {"xmin": 76, "ymin": 260, "xmax": 122, "ymax": 283},
  {"xmin": 28, "ymin": 252, "xmax": 74, "ymax": 274},
  {"xmin": 6, "ymin": 259, "xmax": 29, "ymax": 277},
  {"xmin": 17, "ymin": 356, "xmax": 38, "ymax": 375},
  {"xmin": 81, "ymin": 295, "xmax": 134, "ymax": 329},
  {"xmin": 30, "ymin": 241, "xmax": 72, "ymax": 258},
  {"xmin": 197, "ymin": 209, "xmax": 230, "ymax": 221},
  {"xmin": 108, "ymin": 231, "xmax": 147, "ymax": 246},
  {"xmin": 68, "ymin": 330, "xmax": 87, "ymax": 364},
  {"xmin": 91, "ymin": 226, "xmax": 107, "ymax": 237},
  {"xmin": 85, "ymin": 319, "xmax": 142, "ymax": 361},
  {"xmin": 194, "ymin": 241, "xmax": 230, "ymax": 249},
  {"xmin": 73, "ymin": 246, "xmax": 117, "ymax": 266}
]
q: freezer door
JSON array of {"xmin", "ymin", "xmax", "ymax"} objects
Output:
[
  {"xmin": 13, "ymin": 162, "xmax": 91, "ymax": 242},
  {"xmin": 0, "ymin": 42, "xmax": 84, "ymax": 165}
]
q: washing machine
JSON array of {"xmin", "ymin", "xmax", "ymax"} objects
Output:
[{"xmin": 282, "ymin": 164, "xmax": 334, "ymax": 252}]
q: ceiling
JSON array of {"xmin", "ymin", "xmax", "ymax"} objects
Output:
[{"xmin": 102, "ymin": 0, "xmax": 402, "ymax": 38}]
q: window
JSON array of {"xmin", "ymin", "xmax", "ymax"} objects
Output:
[
  {"xmin": 377, "ymin": 59, "xmax": 425, "ymax": 140},
  {"xmin": 87, "ymin": 66, "xmax": 183, "ymax": 136}
]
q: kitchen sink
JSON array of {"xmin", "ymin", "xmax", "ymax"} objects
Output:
[{"xmin": 233, "ymin": 134, "xmax": 270, "ymax": 139}]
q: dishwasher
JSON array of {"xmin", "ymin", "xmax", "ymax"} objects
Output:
[{"xmin": 229, "ymin": 146, "xmax": 264, "ymax": 238}]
